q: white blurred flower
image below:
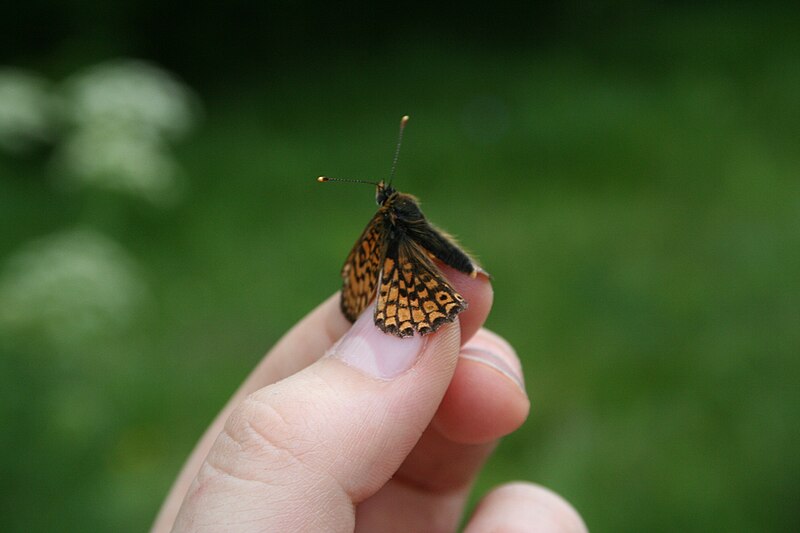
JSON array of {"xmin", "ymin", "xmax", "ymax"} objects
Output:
[
  {"xmin": 53, "ymin": 123, "xmax": 184, "ymax": 206},
  {"xmin": 62, "ymin": 59, "xmax": 198, "ymax": 140},
  {"xmin": 50, "ymin": 59, "xmax": 199, "ymax": 205},
  {"xmin": 0, "ymin": 228, "xmax": 148, "ymax": 346},
  {"xmin": 0, "ymin": 69, "xmax": 55, "ymax": 153}
]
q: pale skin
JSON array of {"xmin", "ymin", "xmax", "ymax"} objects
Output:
[{"xmin": 152, "ymin": 267, "xmax": 588, "ymax": 532}]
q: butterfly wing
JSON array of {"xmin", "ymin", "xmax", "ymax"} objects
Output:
[
  {"xmin": 406, "ymin": 221, "xmax": 482, "ymax": 276},
  {"xmin": 374, "ymin": 236, "xmax": 467, "ymax": 337},
  {"xmin": 390, "ymin": 192, "xmax": 484, "ymax": 277},
  {"xmin": 340, "ymin": 210, "xmax": 388, "ymax": 322}
]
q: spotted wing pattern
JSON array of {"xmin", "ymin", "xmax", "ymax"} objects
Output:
[
  {"xmin": 340, "ymin": 211, "xmax": 388, "ymax": 322},
  {"xmin": 374, "ymin": 237, "xmax": 467, "ymax": 337}
]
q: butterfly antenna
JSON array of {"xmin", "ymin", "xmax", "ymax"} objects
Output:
[
  {"xmin": 317, "ymin": 176, "xmax": 380, "ymax": 186},
  {"xmin": 387, "ymin": 115, "xmax": 409, "ymax": 186}
]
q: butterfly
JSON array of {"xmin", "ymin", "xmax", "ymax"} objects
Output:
[{"xmin": 319, "ymin": 116, "xmax": 485, "ymax": 337}]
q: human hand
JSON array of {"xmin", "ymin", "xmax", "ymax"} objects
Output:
[{"xmin": 152, "ymin": 268, "xmax": 587, "ymax": 532}]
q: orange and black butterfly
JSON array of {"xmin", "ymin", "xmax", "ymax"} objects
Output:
[{"xmin": 319, "ymin": 116, "xmax": 485, "ymax": 337}]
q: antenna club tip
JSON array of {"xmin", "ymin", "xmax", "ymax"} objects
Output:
[
  {"xmin": 401, "ymin": 115, "xmax": 410, "ymax": 125},
  {"xmin": 317, "ymin": 176, "xmax": 329, "ymax": 182}
]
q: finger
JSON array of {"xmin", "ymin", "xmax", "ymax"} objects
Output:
[
  {"xmin": 258, "ymin": 265, "xmax": 492, "ymax": 383},
  {"xmin": 396, "ymin": 328, "xmax": 528, "ymax": 490},
  {"xmin": 435, "ymin": 327, "xmax": 527, "ymax": 444},
  {"xmin": 213, "ymin": 265, "xmax": 491, "ymax": 404},
  {"xmin": 464, "ymin": 482, "xmax": 588, "ymax": 533},
  {"xmin": 152, "ymin": 266, "xmax": 491, "ymax": 532},
  {"xmin": 354, "ymin": 328, "xmax": 529, "ymax": 532},
  {"xmin": 172, "ymin": 307, "xmax": 467, "ymax": 531},
  {"xmin": 149, "ymin": 293, "xmax": 346, "ymax": 532}
]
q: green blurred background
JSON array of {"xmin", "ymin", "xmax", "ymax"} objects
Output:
[{"xmin": 1, "ymin": 1, "xmax": 799, "ymax": 531}]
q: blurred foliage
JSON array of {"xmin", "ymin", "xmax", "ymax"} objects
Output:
[{"xmin": 1, "ymin": 2, "xmax": 799, "ymax": 532}]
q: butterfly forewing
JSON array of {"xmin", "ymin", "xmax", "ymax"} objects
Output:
[
  {"xmin": 340, "ymin": 211, "xmax": 388, "ymax": 322},
  {"xmin": 386, "ymin": 192, "xmax": 480, "ymax": 276},
  {"xmin": 406, "ymin": 222, "xmax": 477, "ymax": 275}
]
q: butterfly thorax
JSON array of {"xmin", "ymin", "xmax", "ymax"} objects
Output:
[{"xmin": 378, "ymin": 190, "xmax": 427, "ymax": 236}]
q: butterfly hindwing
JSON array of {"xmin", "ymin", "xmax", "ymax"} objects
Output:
[
  {"xmin": 340, "ymin": 211, "xmax": 388, "ymax": 322},
  {"xmin": 374, "ymin": 235, "xmax": 467, "ymax": 337}
]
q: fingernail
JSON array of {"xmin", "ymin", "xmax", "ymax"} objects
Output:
[
  {"xmin": 460, "ymin": 346, "xmax": 525, "ymax": 393},
  {"xmin": 328, "ymin": 307, "xmax": 425, "ymax": 379}
]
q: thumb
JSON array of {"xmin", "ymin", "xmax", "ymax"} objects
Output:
[{"xmin": 172, "ymin": 308, "xmax": 462, "ymax": 532}]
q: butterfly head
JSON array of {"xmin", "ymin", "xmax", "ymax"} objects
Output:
[{"xmin": 375, "ymin": 180, "xmax": 397, "ymax": 206}]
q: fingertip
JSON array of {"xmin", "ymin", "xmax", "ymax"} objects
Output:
[
  {"xmin": 439, "ymin": 265, "xmax": 494, "ymax": 345},
  {"xmin": 433, "ymin": 329, "xmax": 529, "ymax": 444},
  {"xmin": 465, "ymin": 482, "xmax": 588, "ymax": 533},
  {"xmin": 461, "ymin": 328, "xmax": 524, "ymax": 390},
  {"xmin": 434, "ymin": 359, "xmax": 530, "ymax": 444}
]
